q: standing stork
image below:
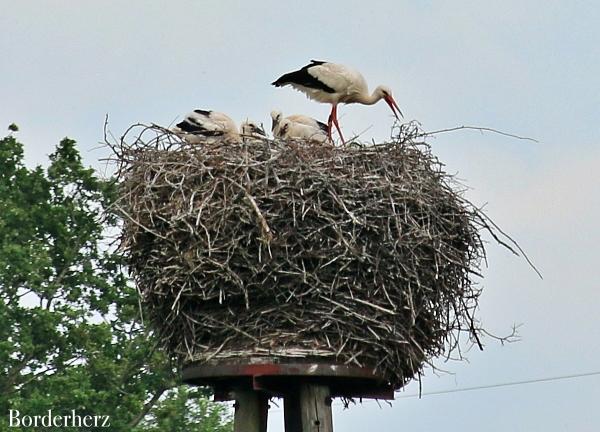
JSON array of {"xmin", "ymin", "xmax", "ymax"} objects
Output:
[
  {"xmin": 270, "ymin": 110, "xmax": 328, "ymax": 143},
  {"xmin": 271, "ymin": 60, "xmax": 403, "ymax": 144},
  {"xmin": 173, "ymin": 109, "xmax": 265, "ymax": 144}
]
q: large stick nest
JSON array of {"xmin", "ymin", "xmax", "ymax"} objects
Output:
[{"xmin": 110, "ymin": 122, "xmax": 505, "ymax": 390}]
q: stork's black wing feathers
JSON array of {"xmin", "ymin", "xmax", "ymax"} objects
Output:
[
  {"xmin": 194, "ymin": 109, "xmax": 212, "ymax": 116},
  {"xmin": 175, "ymin": 119, "xmax": 224, "ymax": 136},
  {"xmin": 316, "ymin": 120, "xmax": 328, "ymax": 133},
  {"xmin": 271, "ymin": 60, "xmax": 335, "ymax": 93}
]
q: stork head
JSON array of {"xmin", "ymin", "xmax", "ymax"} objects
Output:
[
  {"xmin": 278, "ymin": 119, "xmax": 291, "ymax": 138},
  {"xmin": 240, "ymin": 121, "xmax": 267, "ymax": 139},
  {"xmin": 270, "ymin": 110, "xmax": 283, "ymax": 132},
  {"xmin": 375, "ymin": 86, "xmax": 403, "ymax": 120}
]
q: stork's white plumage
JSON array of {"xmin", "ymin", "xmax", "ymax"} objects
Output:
[
  {"xmin": 270, "ymin": 110, "xmax": 328, "ymax": 143},
  {"xmin": 272, "ymin": 60, "xmax": 403, "ymax": 144},
  {"xmin": 276, "ymin": 118, "xmax": 329, "ymax": 144},
  {"xmin": 173, "ymin": 109, "xmax": 265, "ymax": 144}
]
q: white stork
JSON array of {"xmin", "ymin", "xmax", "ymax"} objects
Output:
[
  {"xmin": 270, "ymin": 110, "xmax": 328, "ymax": 143},
  {"xmin": 272, "ymin": 60, "xmax": 403, "ymax": 144},
  {"xmin": 172, "ymin": 109, "xmax": 266, "ymax": 144},
  {"xmin": 276, "ymin": 118, "xmax": 329, "ymax": 144}
]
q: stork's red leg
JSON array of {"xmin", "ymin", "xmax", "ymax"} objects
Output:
[
  {"xmin": 327, "ymin": 106, "xmax": 334, "ymax": 143},
  {"xmin": 331, "ymin": 105, "xmax": 345, "ymax": 145}
]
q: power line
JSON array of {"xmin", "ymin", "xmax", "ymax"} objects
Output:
[
  {"xmin": 264, "ymin": 370, "xmax": 600, "ymax": 413},
  {"xmin": 395, "ymin": 370, "xmax": 600, "ymax": 399}
]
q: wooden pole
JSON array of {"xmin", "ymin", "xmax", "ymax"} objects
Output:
[
  {"xmin": 283, "ymin": 387, "xmax": 302, "ymax": 432},
  {"xmin": 299, "ymin": 384, "xmax": 333, "ymax": 432},
  {"xmin": 233, "ymin": 390, "xmax": 268, "ymax": 432}
]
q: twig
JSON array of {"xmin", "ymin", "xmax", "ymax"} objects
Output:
[{"xmin": 421, "ymin": 125, "xmax": 538, "ymax": 143}]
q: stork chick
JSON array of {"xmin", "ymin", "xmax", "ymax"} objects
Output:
[
  {"xmin": 173, "ymin": 109, "xmax": 265, "ymax": 144},
  {"xmin": 271, "ymin": 111, "xmax": 328, "ymax": 143}
]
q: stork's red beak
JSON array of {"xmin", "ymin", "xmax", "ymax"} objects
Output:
[{"xmin": 384, "ymin": 95, "xmax": 403, "ymax": 120}]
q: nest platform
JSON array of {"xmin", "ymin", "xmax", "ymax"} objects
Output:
[{"xmin": 183, "ymin": 358, "xmax": 393, "ymax": 400}]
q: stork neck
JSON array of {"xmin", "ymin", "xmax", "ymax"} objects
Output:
[{"xmin": 356, "ymin": 90, "xmax": 383, "ymax": 106}]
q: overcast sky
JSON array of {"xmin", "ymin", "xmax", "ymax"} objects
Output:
[{"xmin": 2, "ymin": 1, "xmax": 599, "ymax": 430}]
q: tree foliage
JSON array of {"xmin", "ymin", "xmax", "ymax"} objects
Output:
[{"xmin": 0, "ymin": 129, "xmax": 232, "ymax": 431}]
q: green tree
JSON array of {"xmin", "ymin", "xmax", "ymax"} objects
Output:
[
  {"xmin": 136, "ymin": 387, "xmax": 232, "ymax": 432},
  {"xmin": 0, "ymin": 128, "xmax": 232, "ymax": 431}
]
